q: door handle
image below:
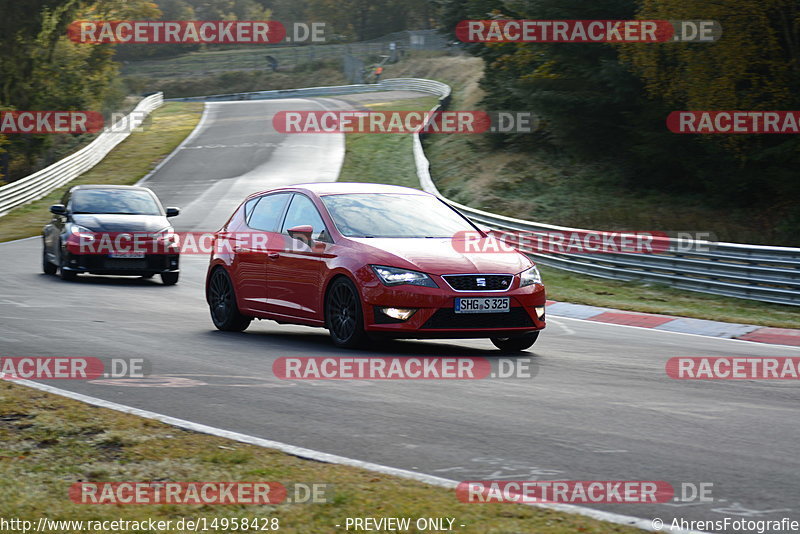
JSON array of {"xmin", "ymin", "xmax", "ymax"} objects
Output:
[{"xmin": 268, "ymin": 252, "xmax": 280, "ymax": 260}]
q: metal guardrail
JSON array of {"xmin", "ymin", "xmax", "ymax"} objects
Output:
[
  {"xmin": 400, "ymin": 78, "xmax": 800, "ymax": 307},
  {"xmin": 0, "ymin": 93, "xmax": 164, "ymax": 216},
  {"xmin": 168, "ymin": 84, "xmax": 379, "ymax": 102},
  {"xmin": 167, "ymin": 78, "xmax": 453, "ymax": 103}
]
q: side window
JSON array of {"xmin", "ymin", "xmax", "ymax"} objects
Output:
[
  {"xmin": 281, "ymin": 194, "xmax": 331, "ymax": 243},
  {"xmin": 244, "ymin": 197, "xmax": 259, "ymax": 222},
  {"xmin": 248, "ymin": 193, "xmax": 290, "ymax": 232}
]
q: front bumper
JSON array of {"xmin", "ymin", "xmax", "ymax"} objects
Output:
[
  {"xmin": 62, "ymin": 252, "xmax": 180, "ymax": 275},
  {"xmin": 359, "ymin": 271, "xmax": 546, "ymax": 338}
]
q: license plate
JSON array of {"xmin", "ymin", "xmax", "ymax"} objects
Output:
[
  {"xmin": 455, "ymin": 297, "xmax": 509, "ymax": 314},
  {"xmin": 108, "ymin": 252, "xmax": 145, "ymax": 259}
]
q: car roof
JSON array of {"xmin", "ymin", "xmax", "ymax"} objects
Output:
[{"xmin": 247, "ymin": 182, "xmax": 433, "ymax": 199}]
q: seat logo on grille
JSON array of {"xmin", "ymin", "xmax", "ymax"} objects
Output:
[{"xmin": 476, "ymin": 277, "xmax": 486, "ymax": 287}]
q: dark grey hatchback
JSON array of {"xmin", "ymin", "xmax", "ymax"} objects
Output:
[{"xmin": 42, "ymin": 185, "xmax": 181, "ymax": 284}]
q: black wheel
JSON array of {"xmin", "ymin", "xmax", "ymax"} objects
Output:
[
  {"xmin": 59, "ymin": 254, "xmax": 77, "ymax": 281},
  {"xmin": 160, "ymin": 272, "xmax": 179, "ymax": 285},
  {"xmin": 208, "ymin": 268, "xmax": 251, "ymax": 332},
  {"xmin": 325, "ymin": 277, "xmax": 368, "ymax": 349},
  {"xmin": 42, "ymin": 246, "xmax": 57, "ymax": 275},
  {"xmin": 491, "ymin": 331, "xmax": 540, "ymax": 353}
]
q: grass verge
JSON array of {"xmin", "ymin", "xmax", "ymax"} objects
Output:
[
  {"xmin": 338, "ymin": 96, "xmax": 439, "ymax": 186},
  {"xmin": 0, "ymin": 381, "xmax": 641, "ymax": 534},
  {"xmin": 0, "ymin": 102, "xmax": 203, "ymax": 243}
]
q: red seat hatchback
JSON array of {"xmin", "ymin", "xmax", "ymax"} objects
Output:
[{"xmin": 205, "ymin": 183, "xmax": 546, "ymax": 351}]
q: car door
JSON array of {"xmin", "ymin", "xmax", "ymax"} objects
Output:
[
  {"xmin": 265, "ymin": 193, "xmax": 333, "ymax": 321},
  {"xmin": 231, "ymin": 192, "xmax": 290, "ymax": 314}
]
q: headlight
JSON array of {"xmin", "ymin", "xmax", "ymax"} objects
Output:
[
  {"xmin": 154, "ymin": 227, "xmax": 178, "ymax": 244},
  {"xmin": 70, "ymin": 225, "xmax": 95, "ymax": 240},
  {"xmin": 371, "ymin": 265, "xmax": 438, "ymax": 288},
  {"xmin": 519, "ymin": 265, "xmax": 542, "ymax": 287}
]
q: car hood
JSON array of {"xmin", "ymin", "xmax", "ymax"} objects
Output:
[
  {"xmin": 348, "ymin": 237, "xmax": 532, "ymax": 275},
  {"xmin": 72, "ymin": 214, "xmax": 168, "ymax": 233}
]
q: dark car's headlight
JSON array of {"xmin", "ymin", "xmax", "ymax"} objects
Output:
[
  {"xmin": 69, "ymin": 224, "xmax": 95, "ymax": 241},
  {"xmin": 519, "ymin": 265, "xmax": 542, "ymax": 287},
  {"xmin": 371, "ymin": 265, "xmax": 438, "ymax": 288}
]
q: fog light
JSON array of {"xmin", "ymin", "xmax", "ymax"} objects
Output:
[
  {"xmin": 380, "ymin": 307, "xmax": 417, "ymax": 321},
  {"xmin": 535, "ymin": 307, "xmax": 545, "ymax": 318}
]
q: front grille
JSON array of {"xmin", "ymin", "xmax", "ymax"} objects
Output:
[
  {"xmin": 74, "ymin": 254, "xmax": 174, "ymax": 271},
  {"xmin": 442, "ymin": 274, "xmax": 513, "ymax": 291},
  {"xmin": 102, "ymin": 258, "xmax": 148, "ymax": 270},
  {"xmin": 421, "ymin": 307, "xmax": 534, "ymax": 329}
]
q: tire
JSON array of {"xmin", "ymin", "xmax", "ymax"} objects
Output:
[
  {"xmin": 325, "ymin": 277, "xmax": 368, "ymax": 349},
  {"xmin": 58, "ymin": 242, "xmax": 78, "ymax": 281},
  {"xmin": 161, "ymin": 272, "xmax": 179, "ymax": 285},
  {"xmin": 208, "ymin": 268, "xmax": 251, "ymax": 332},
  {"xmin": 491, "ymin": 331, "xmax": 540, "ymax": 353},
  {"xmin": 42, "ymin": 247, "xmax": 57, "ymax": 275}
]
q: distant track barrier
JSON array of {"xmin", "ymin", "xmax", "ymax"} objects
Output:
[{"xmin": 0, "ymin": 93, "xmax": 164, "ymax": 216}]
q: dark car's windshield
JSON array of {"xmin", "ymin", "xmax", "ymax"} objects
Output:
[
  {"xmin": 71, "ymin": 190, "xmax": 162, "ymax": 216},
  {"xmin": 321, "ymin": 193, "xmax": 475, "ymax": 238}
]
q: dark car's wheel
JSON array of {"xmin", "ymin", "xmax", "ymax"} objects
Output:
[
  {"xmin": 42, "ymin": 247, "xmax": 57, "ymax": 275},
  {"xmin": 161, "ymin": 272, "xmax": 179, "ymax": 285},
  {"xmin": 59, "ymin": 249, "xmax": 77, "ymax": 281},
  {"xmin": 325, "ymin": 277, "xmax": 368, "ymax": 349},
  {"xmin": 491, "ymin": 331, "xmax": 540, "ymax": 353},
  {"xmin": 208, "ymin": 268, "xmax": 251, "ymax": 332}
]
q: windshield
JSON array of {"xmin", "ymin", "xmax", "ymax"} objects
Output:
[
  {"xmin": 71, "ymin": 190, "xmax": 162, "ymax": 216},
  {"xmin": 321, "ymin": 193, "xmax": 475, "ymax": 238}
]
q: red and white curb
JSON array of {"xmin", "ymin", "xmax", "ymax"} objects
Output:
[{"xmin": 545, "ymin": 301, "xmax": 800, "ymax": 347}]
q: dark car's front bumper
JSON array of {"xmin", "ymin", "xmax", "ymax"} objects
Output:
[{"xmin": 61, "ymin": 252, "xmax": 179, "ymax": 275}]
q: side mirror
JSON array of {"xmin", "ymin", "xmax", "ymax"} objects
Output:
[
  {"xmin": 287, "ymin": 225, "xmax": 314, "ymax": 245},
  {"xmin": 50, "ymin": 204, "xmax": 66, "ymax": 216},
  {"xmin": 165, "ymin": 207, "xmax": 180, "ymax": 218}
]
